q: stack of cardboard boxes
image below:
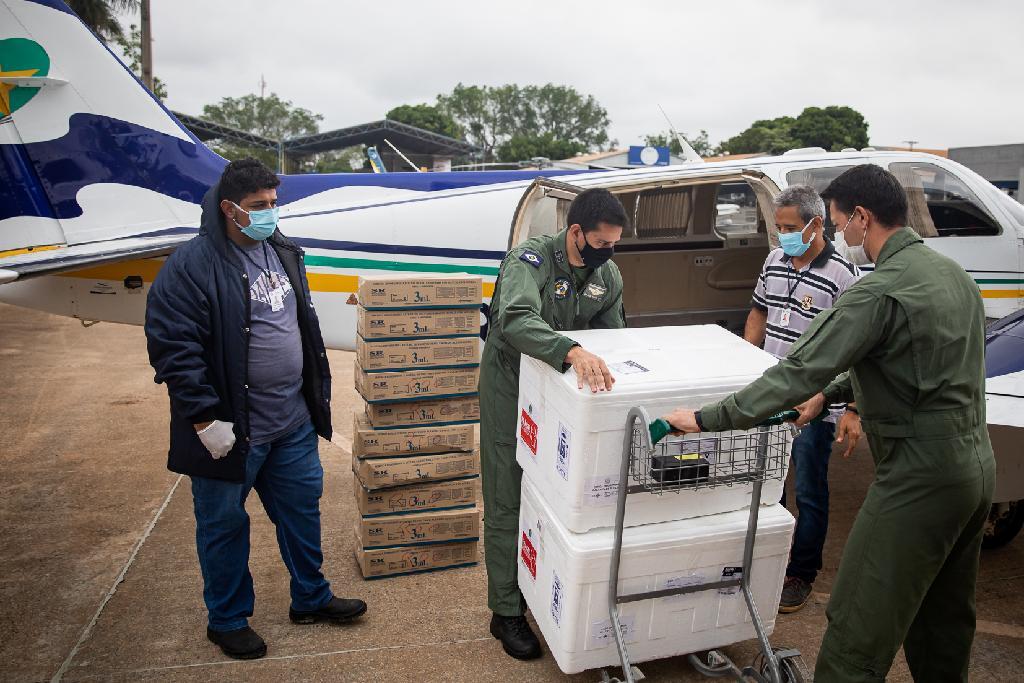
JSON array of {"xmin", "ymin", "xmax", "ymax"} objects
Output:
[{"xmin": 352, "ymin": 275, "xmax": 483, "ymax": 579}]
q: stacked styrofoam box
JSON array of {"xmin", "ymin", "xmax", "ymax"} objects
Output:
[
  {"xmin": 515, "ymin": 326, "xmax": 796, "ymax": 673},
  {"xmin": 351, "ymin": 276, "xmax": 483, "ymax": 579}
]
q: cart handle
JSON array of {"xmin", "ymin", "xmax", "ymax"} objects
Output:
[{"xmin": 649, "ymin": 407, "xmax": 830, "ymax": 445}]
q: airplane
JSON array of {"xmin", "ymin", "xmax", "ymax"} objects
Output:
[{"xmin": 2, "ymin": 0, "xmax": 1022, "ymax": 543}]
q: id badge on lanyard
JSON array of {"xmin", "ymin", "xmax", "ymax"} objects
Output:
[
  {"xmin": 268, "ymin": 272, "xmax": 285, "ymax": 312},
  {"xmin": 780, "ymin": 308, "xmax": 792, "ymax": 327}
]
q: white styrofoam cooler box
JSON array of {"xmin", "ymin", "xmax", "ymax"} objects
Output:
[
  {"xmin": 516, "ymin": 326, "xmax": 789, "ymax": 532},
  {"xmin": 518, "ymin": 477, "xmax": 794, "ymax": 675}
]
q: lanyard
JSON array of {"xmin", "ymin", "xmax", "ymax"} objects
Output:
[
  {"xmin": 785, "ymin": 261, "xmax": 809, "ymax": 310},
  {"xmin": 235, "ymin": 241, "xmax": 274, "ymax": 286}
]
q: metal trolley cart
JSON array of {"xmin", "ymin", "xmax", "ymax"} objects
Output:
[{"xmin": 604, "ymin": 407, "xmax": 809, "ymax": 683}]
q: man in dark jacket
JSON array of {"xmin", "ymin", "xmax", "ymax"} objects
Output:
[{"xmin": 145, "ymin": 159, "xmax": 366, "ymax": 660}]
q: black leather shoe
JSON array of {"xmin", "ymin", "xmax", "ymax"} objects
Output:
[
  {"xmin": 207, "ymin": 626, "xmax": 267, "ymax": 660},
  {"xmin": 490, "ymin": 613, "xmax": 543, "ymax": 660},
  {"xmin": 290, "ymin": 596, "xmax": 368, "ymax": 624}
]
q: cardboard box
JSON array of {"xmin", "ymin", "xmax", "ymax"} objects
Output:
[
  {"xmin": 353, "ymin": 449, "xmax": 480, "ymax": 489},
  {"xmin": 355, "ymin": 362, "xmax": 479, "ymax": 403},
  {"xmin": 356, "ymin": 307, "xmax": 479, "ymax": 340},
  {"xmin": 355, "ymin": 537, "xmax": 479, "ymax": 579},
  {"xmin": 354, "ymin": 475, "xmax": 478, "ymax": 517},
  {"xmin": 355, "ymin": 508, "xmax": 480, "ymax": 549},
  {"xmin": 357, "ymin": 336, "xmax": 479, "ymax": 372},
  {"xmin": 358, "ymin": 276, "xmax": 482, "ymax": 310},
  {"xmin": 364, "ymin": 394, "xmax": 480, "ymax": 429},
  {"xmin": 352, "ymin": 414, "xmax": 475, "ymax": 458}
]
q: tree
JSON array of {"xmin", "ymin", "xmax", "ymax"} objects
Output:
[
  {"xmin": 436, "ymin": 83, "xmax": 610, "ymax": 161},
  {"xmin": 644, "ymin": 129, "xmax": 713, "ymax": 157},
  {"xmin": 67, "ymin": 0, "xmax": 137, "ymax": 42},
  {"xmin": 201, "ymin": 93, "xmax": 322, "ymax": 168},
  {"xmin": 790, "ymin": 106, "xmax": 869, "ymax": 151},
  {"xmin": 718, "ymin": 106, "xmax": 870, "ymax": 156},
  {"xmin": 496, "ymin": 134, "xmax": 585, "ymax": 164},
  {"xmin": 304, "ymin": 146, "xmax": 368, "ymax": 174},
  {"xmin": 386, "ymin": 104, "xmax": 461, "ymax": 139},
  {"xmin": 114, "ymin": 23, "xmax": 167, "ymax": 99},
  {"xmin": 718, "ymin": 116, "xmax": 796, "ymax": 156}
]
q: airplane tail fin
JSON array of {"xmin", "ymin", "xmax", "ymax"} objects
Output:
[{"xmin": 0, "ymin": 0, "xmax": 224, "ymax": 259}]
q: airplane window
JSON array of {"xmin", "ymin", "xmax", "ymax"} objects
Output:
[
  {"xmin": 714, "ymin": 182, "xmax": 760, "ymax": 235},
  {"xmin": 785, "ymin": 166, "xmax": 857, "ymax": 230},
  {"xmin": 890, "ymin": 162, "xmax": 1001, "ymax": 238}
]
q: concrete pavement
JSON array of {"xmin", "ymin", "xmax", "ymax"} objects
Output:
[{"xmin": 1, "ymin": 303, "xmax": 1022, "ymax": 682}]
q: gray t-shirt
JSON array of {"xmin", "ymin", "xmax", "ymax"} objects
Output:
[{"xmin": 232, "ymin": 241, "xmax": 309, "ymax": 444}]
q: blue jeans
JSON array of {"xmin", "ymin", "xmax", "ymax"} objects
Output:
[
  {"xmin": 190, "ymin": 420, "xmax": 333, "ymax": 631},
  {"xmin": 780, "ymin": 420, "xmax": 835, "ymax": 584}
]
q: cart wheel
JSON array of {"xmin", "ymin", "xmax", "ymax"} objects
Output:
[
  {"xmin": 778, "ymin": 656, "xmax": 808, "ymax": 683},
  {"xmin": 982, "ymin": 500, "xmax": 1024, "ymax": 549},
  {"xmin": 756, "ymin": 648, "xmax": 809, "ymax": 683}
]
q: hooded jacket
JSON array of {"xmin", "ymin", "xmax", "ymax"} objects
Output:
[{"xmin": 145, "ymin": 185, "xmax": 332, "ymax": 482}]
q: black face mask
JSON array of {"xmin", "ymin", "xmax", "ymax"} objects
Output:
[{"xmin": 576, "ymin": 231, "xmax": 614, "ymax": 268}]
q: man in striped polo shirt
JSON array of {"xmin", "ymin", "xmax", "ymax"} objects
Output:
[{"xmin": 746, "ymin": 185, "xmax": 863, "ymax": 613}]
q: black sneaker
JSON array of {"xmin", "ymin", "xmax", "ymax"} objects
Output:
[
  {"xmin": 207, "ymin": 626, "xmax": 267, "ymax": 660},
  {"xmin": 779, "ymin": 576, "xmax": 813, "ymax": 614},
  {"xmin": 490, "ymin": 613, "xmax": 543, "ymax": 660},
  {"xmin": 290, "ymin": 596, "xmax": 367, "ymax": 624}
]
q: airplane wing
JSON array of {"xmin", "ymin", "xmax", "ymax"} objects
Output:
[{"xmin": 0, "ymin": 232, "xmax": 194, "ymax": 284}]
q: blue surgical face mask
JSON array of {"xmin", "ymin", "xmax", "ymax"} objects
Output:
[
  {"xmin": 778, "ymin": 218, "xmax": 814, "ymax": 257},
  {"xmin": 231, "ymin": 202, "xmax": 279, "ymax": 241}
]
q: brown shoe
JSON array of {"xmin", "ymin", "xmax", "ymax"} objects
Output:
[{"xmin": 779, "ymin": 576, "xmax": 812, "ymax": 614}]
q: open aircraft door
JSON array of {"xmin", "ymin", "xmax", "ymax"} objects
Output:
[
  {"xmin": 507, "ymin": 169, "xmax": 784, "ymax": 331},
  {"xmin": 741, "ymin": 168, "xmax": 783, "ymax": 247},
  {"xmin": 508, "ymin": 177, "xmax": 585, "ymax": 249}
]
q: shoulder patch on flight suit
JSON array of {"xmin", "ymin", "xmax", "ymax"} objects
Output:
[
  {"xmin": 519, "ymin": 250, "xmax": 544, "ymax": 268},
  {"xmin": 553, "ymin": 277, "xmax": 571, "ymax": 299},
  {"xmin": 583, "ymin": 282, "xmax": 608, "ymax": 301}
]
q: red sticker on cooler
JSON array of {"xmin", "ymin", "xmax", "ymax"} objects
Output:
[
  {"xmin": 521, "ymin": 531, "xmax": 537, "ymax": 579},
  {"xmin": 520, "ymin": 409, "xmax": 538, "ymax": 455}
]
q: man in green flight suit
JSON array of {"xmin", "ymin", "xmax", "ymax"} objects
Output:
[
  {"xmin": 481, "ymin": 188, "xmax": 628, "ymax": 660},
  {"xmin": 664, "ymin": 165, "xmax": 994, "ymax": 682}
]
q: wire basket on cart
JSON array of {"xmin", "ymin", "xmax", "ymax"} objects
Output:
[
  {"xmin": 627, "ymin": 423, "xmax": 791, "ymax": 495},
  {"xmin": 605, "ymin": 408, "xmax": 809, "ymax": 683}
]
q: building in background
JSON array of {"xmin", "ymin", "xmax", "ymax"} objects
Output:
[
  {"xmin": 556, "ymin": 147, "xmax": 690, "ymax": 170},
  {"xmin": 949, "ymin": 144, "xmax": 1024, "ymax": 203}
]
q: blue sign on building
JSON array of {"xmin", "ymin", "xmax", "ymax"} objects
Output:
[{"xmin": 628, "ymin": 145, "xmax": 671, "ymax": 166}]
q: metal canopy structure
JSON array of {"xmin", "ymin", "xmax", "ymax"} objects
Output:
[
  {"xmin": 172, "ymin": 114, "xmax": 479, "ymax": 160},
  {"xmin": 174, "ymin": 111, "xmax": 278, "ymax": 150},
  {"xmin": 284, "ymin": 119, "xmax": 478, "ymax": 157}
]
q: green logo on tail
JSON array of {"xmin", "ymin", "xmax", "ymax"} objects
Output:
[{"xmin": 0, "ymin": 38, "xmax": 49, "ymax": 116}]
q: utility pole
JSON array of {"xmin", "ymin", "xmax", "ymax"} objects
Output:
[
  {"xmin": 259, "ymin": 74, "xmax": 267, "ymax": 98},
  {"xmin": 140, "ymin": 0, "xmax": 153, "ymax": 91},
  {"xmin": 903, "ymin": 140, "xmax": 919, "ymax": 151}
]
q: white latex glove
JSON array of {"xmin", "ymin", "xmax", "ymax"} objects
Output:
[{"xmin": 196, "ymin": 420, "xmax": 236, "ymax": 459}]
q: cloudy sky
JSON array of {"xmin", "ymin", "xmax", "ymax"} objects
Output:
[{"xmin": 136, "ymin": 0, "xmax": 1022, "ymax": 151}]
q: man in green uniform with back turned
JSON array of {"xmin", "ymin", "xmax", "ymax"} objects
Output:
[
  {"xmin": 481, "ymin": 188, "xmax": 628, "ymax": 660},
  {"xmin": 665, "ymin": 165, "xmax": 994, "ymax": 682}
]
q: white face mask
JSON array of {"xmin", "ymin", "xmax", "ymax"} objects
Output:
[{"xmin": 833, "ymin": 229, "xmax": 870, "ymax": 265}]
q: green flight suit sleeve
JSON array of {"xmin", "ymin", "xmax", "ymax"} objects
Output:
[
  {"xmin": 823, "ymin": 371, "xmax": 854, "ymax": 405},
  {"xmin": 497, "ymin": 254, "xmax": 578, "ymax": 372},
  {"xmin": 700, "ymin": 284, "xmax": 889, "ymax": 432},
  {"xmin": 590, "ymin": 263, "xmax": 626, "ymax": 329}
]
